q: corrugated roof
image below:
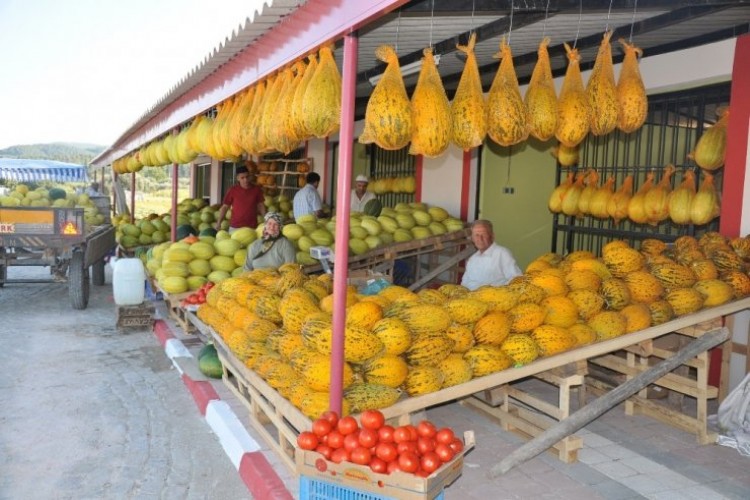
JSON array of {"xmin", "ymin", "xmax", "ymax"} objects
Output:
[{"xmin": 93, "ymin": 0, "xmax": 750, "ymax": 167}]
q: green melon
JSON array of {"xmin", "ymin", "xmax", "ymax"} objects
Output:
[
  {"xmin": 363, "ymin": 198, "xmax": 382, "ymax": 217},
  {"xmin": 199, "ymin": 227, "xmax": 217, "ymax": 237},
  {"xmin": 48, "ymin": 188, "xmax": 67, "ymax": 201},
  {"xmin": 176, "ymin": 224, "xmax": 196, "ymax": 240}
]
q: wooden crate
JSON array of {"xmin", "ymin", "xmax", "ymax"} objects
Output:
[
  {"xmin": 162, "ymin": 291, "xmax": 196, "ymax": 334},
  {"xmin": 115, "ymin": 302, "xmax": 155, "ymax": 331},
  {"xmin": 463, "ymin": 361, "xmax": 586, "ymax": 463},
  {"xmin": 586, "ymin": 318, "xmax": 724, "ymax": 444}
]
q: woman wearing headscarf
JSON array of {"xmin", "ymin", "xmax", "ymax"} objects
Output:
[{"xmin": 243, "ymin": 212, "xmax": 297, "ymax": 271}]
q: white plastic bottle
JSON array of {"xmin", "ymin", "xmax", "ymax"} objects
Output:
[{"xmin": 112, "ymin": 258, "xmax": 146, "ymax": 305}]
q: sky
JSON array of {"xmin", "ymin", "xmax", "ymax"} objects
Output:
[{"xmin": 0, "ymin": 0, "xmax": 268, "ymax": 150}]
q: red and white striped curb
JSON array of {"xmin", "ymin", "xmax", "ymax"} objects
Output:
[{"xmin": 153, "ymin": 320, "xmax": 293, "ymax": 500}]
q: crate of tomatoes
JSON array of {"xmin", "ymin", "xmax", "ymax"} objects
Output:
[{"xmin": 296, "ymin": 409, "xmax": 474, "ymax": 500}]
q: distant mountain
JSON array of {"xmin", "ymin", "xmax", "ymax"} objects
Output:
[{"xmin": 0, "ymin": 142, "xmax": 106, "ymax": 165}]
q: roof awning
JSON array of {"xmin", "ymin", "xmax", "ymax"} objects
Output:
[{"xmin": 0, "ymin": 159, "xmax": 89, "ymax": 183}]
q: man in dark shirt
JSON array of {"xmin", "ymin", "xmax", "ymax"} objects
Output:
[{"xmin": 215, "ymin": 166, "xmax": 265, "ymax": 232}]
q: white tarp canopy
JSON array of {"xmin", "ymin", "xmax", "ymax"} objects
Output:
[{"xmin": 0, "ymin": 159, "xmax": 89, "ymax": 183}]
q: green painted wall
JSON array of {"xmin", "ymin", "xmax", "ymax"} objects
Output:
[{"xmin": 479, "ymin": 138, "xmax": 557, "ymax": 270}]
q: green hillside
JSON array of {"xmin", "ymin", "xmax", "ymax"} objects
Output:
[{"xmin": 0, "ymin": 142, "xmax": 105, "ymax": 165}]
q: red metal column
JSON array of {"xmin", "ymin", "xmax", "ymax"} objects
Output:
[
  {"xmin": 719, "ymin": 34, "xmax": 750, "ymax": 238},
  {"xmin": 171, "ymin": 163, "xmax": 179, "ymax": 242},
  {"xmin": 329, "ymin": 32, "xmax": 358, "ymax": 415},
  {"xmin": 415, "ymin": 155, "xmax": 424, "ymax": 203},
  {"xmin": 130, "ymin": 173, "xmax": 136, "ymax": 223}
]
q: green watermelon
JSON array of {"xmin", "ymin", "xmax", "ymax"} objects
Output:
[
  {"xmin": 48, "ymin": 188, "xmax": 67, "ymax": 201},
  {"xmin": 199, "ymin": 227, "xmax": 217, "ymax": 237},
  {"xmin": 198, "ymin": 344, "xmax": 223, "ymax": 379},
  {"xmin": 176, "ymin": 224, "xmax": 197, "ymax": 240},
  {"xmin": 363, "ymin": 198, "xmax": 382, "ymax": 217}
]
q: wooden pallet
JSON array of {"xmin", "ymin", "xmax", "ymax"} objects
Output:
[
  {"xmin": 211, "ymin": 331, "xmax": 310, "ymax": 471},
  {"xmin": 303, "ymin": 228, "xmax": 473, "ymax": 290},
  {"xmin": 162, "ymin": 291, "xmax": 196, "ymax": 334},
  {"xmin": 586, "ymin": 318, "xmax": 724, "ymax": 444},
  {"xmin": 463, "ymin": 361, "xmax": 586, "ymax": 463}
]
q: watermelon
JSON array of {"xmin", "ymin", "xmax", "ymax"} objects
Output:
[
  {"xmin": 363, "ymin": 198, "xmax": 382, "ymax": 217},
  {"xmin": 48, "ymin": 188, "xmax": 67, "ymax": 201},
  {"xmin": 176, "ymin": 224, "xmax": 197, "ymax": 240},
  {"xmin": 198, "ymin": 344, "xmax": 223, "ymax": 379}
]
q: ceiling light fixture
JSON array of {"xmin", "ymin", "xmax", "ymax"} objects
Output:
[{"xmin": 368, "ymin": 53, "xmax": 441, "ymax": 87}]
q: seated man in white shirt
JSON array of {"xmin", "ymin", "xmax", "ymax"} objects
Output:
[{"xmin": 461, "ymin": 219, "xmax": 522, "ymax": 291}]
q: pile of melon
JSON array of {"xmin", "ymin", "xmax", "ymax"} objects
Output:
[
  {"xmin": 0, "ymin": 184, "xmax": 106, "ymax": 227},
  {"xmin": 196, "ymin": 231, "xmax": 750, "ymax": 417},
  {"xmin": 285, "ymin": 202, "xmax": 465, "ymax": 265}
]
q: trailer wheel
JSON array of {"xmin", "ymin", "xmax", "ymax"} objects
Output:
[
  {"xmin": 0, "ymin": 263, "xmax": 5, "ymax": 288},
  {"xmin": 70, "ymin": 250, "xmax": 90, "ymax": 310},
  {"xmin": 92, "ymin": 259, "xmax": 105, "ymax": 286}
]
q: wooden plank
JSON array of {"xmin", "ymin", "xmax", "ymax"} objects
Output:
[
  {"xmin": 490, "ymin": 327, "xmax": 730, "ymax": 476},
  {"xmin": 408, "ymin": 245, "xmax": 475, "ymax": 291},
  {"xmin": 381, "ymin": 298, "xmax": 750, "ymax": 421},
  {"xmin": 588, "ymin": 354, "xmax": 718, "ymax": 399}
]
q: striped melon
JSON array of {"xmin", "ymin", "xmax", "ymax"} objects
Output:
[
  {"xmin": 397, "ymin": 304, "xmax": 452, "ymax": 335},
  {"xmin": 445, "ymin": 298, "xmax": 488, "ymax": 324},
  {"xmin": 540, "ymin": 295, "xmax": 579, "ymax": 328},
  {"xmin": 463, "ymin": 344, "xmax": 512, "ymax": 377},
  {"xmin": 371, "ymin": 317, "xmax": 412, "ymax": 355},
  {"xmin": 600, "ymin": 278, "xmax": 631, "ymax": 310},
  {"xmin": 648, "ymin": 300, "xmax": 675, "ymax": 325},
  {"xmin": 568, "ymin": 322, "xmax": 597, "ymax": 346},
  {"xmin": 302, "ymin": 354, "xmax": 354, "ymax": 392},
  {"xmin": 500, "ymin": 334, "xmax": 539, "ymax": 365},
  {"xmin": 472, "ymin": 311, "xmax": 511, "ymax": 345},
  {"xmin": 344, "ymin": 383, "xmax": 401, "ymax": 412},
  {"xmin": 620, "ymin": 303, "xmax": 652, "ymax": 333},
  {"xmin": 362, "ymin": 354, "xmax": 409, "ymax": 388},
  {"xmin": 567, "ymin": 288, "xmax": 605, "ymax": 320},
  {"xmin": 438, "ymin": 353, "xmax": 474, "ymax": 388},
  {"xmin": 693, "ymin": 279, "xmax": 734, "ymax": 307},
  {"xmin": 587, "ymin": 310, "xmax": 627, "ymax": 340},
  {"xmin": 508, "ymin": 303, "xmax": 546, "ymax": 333},
  {"xmin": 469, "ymin": 286, "xmax": 518, "ymax": 312},
  {"xmin": 445, "ymin": 322, "xmax": 476, "ymax": 353},
  {"xmin": 531, "ymin": 325, "xmax": 577, "ymax": 356},
  {"xmin": 624, "ymin": 271, "xmax": 664, "ymax": 304},
  {"xmin": 405, "ymin": 333, "xmax": 454, "ymax": 366},
  {"xmin": 404, "ymin": 366, "xmax": 444, "ymax": 396},
  {"xmin": 665, "ymin": 287, "xmax": 705, "ymax": 316}
]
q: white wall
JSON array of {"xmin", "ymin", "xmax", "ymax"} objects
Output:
[{"xmin": 420, "ymin": 145, "xmax": 464, "ymax": 218}]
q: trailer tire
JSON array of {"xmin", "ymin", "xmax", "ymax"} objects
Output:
[
  {"xmin": 92, "ymin": 259, "xmax": 105, "ymax": 286},
  {"xmin": 70, "ymin": 250, "xmax": 90, "ymax": 310},
  {"xmin": 0, "ymin": 264, "xmax": 5, "ymax": 288}
]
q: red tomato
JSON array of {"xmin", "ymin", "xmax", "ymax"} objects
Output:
[
  {"xmin": 314, "ymin": 444, "xmax": 333, "ymax": 460},
  {"xmin": 330, "ymin": 448, "xmax": 350, "ymax": 464},
  {"xmin": 434, "ymin": 443, "xmax": 455, "ymax": 463},
  {"xmin": 397, "ymin": 441, "xmax": 418, "ymax": 455},
  {"xmin": 404, "ymin": 425, "xmax": 418, "ymax": 441},
  {"xmin": 358, "ymin": 428, "xmax": 379, "ymax": 448},
  {"xmin": 448, "ymin": 437, "xmax": 464, "ymax": 454},
  {"xmin": 375, "ymin": 442, "xmax": 398, "ymax": 463},
  {"xmin": 337, "ymin": 416, "xmax": 359, "ymax": 436},
  {"xmin": 435, "ymin": 428, "xmax": 455, "ymax": 445},
  {"xmin": 320, "ymin": 411, "xmax": 339, "ymax": 427},
  {"xmin": 420, "ymin": 451, "xmax": 441, "ymax": 474},
  {"xmin": 297, "ymin": 431, "xmax": 319, "ymax": 450},
  {"xmin": 312, "ymin": 418, "xmax": 333, "ymax": 437},
  {"xmin": 350, "ymin": 446, "xmax": 372, "ymax": 466},
  {"xmin": 378, "ymin": 425, "xmax": 395, "ymax": 443},
  {"xmin": 393, "ymin": 426, "xmax": 413, "ymax": 444},
  {"xmin": 416, "ymin": 437, "xmax": 436, "ymax": 454},
  {"xmin": 326, "ymin": 430, "xmax": 344, "ymax": 449},
  {"xmin": 369, "ymin": 457, "xmax": 388, "ymax": 474},
  {"xmin": 386, "ymin": 460, "xmax": 401, "ymax": 474},
  {"xmin": 360, "ymin": 409, "xmax": 385, "ymax": 430},
  {"xmin": 344, "ymin": 432, "xmax": 361, "ymax": 452},
  {"xmin": 415, "ymin": 468, "xmax": 431, "ymax": 478},
  {"xmin": 416, "ymin": 420, "xmax": 437, "ymax": 439},
  {"xmin": 398, "ymin": 451, "xmax": 419, "ymax": 473},
  {"xmin": 318, "ymin": 433, "xmax": 328, "ymax": 445},
  {"xmin": 187, "ymin": 295, "xmax": 199, "ymax": 304}
]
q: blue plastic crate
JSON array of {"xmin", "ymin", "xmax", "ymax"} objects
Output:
[{"xmin": 299, "ymin": 475, "xmax": 444, "ymax": 500}]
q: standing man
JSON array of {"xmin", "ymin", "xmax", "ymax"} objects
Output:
[
  {"xmin": 461, "ymin": 219, "xmax": 522, "ymax": 290},
  {"xmin": 350, "ymin": 174, "xmax": 377, "ymax": 212},
  {"xmin": 215, "ymin": 166, "xmax": 265, "ymax": 233},
  {"xmin": 293, "ymin": 172, "xmax": 325, "ymax": 219}
]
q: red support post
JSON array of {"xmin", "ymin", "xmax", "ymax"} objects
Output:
[
  {"xmin": 130, "ymin": 173, "xmax": 136, "ymax": 223},
  {"xmin": 329, "ymin": 32, "xmax": 358, "ymax": 416},
  {"xmin": 171, "ymin": 162, "xmax": 179, "ymax": 242}
]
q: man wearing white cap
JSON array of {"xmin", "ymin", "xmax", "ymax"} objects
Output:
[{"xmin": 351, "ymin": 174, "xmax": 377, "ymax": 212}]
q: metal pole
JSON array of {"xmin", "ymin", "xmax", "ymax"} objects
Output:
[
  {"xmin": 329, "ymin": 32, "xmax": 358, "ymax": 415},
  {"xmin": 130, "ymin": 173, "xmax": 136, "ymax": 223}
]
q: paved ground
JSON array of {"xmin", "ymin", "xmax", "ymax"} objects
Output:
[
  {"xmin": 0, "ymin": 266, "xmax": 250, "ymax": 499},
  {"xmin": 2, "ymin": 265, "xmax": 749, "ymax": 499}
]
